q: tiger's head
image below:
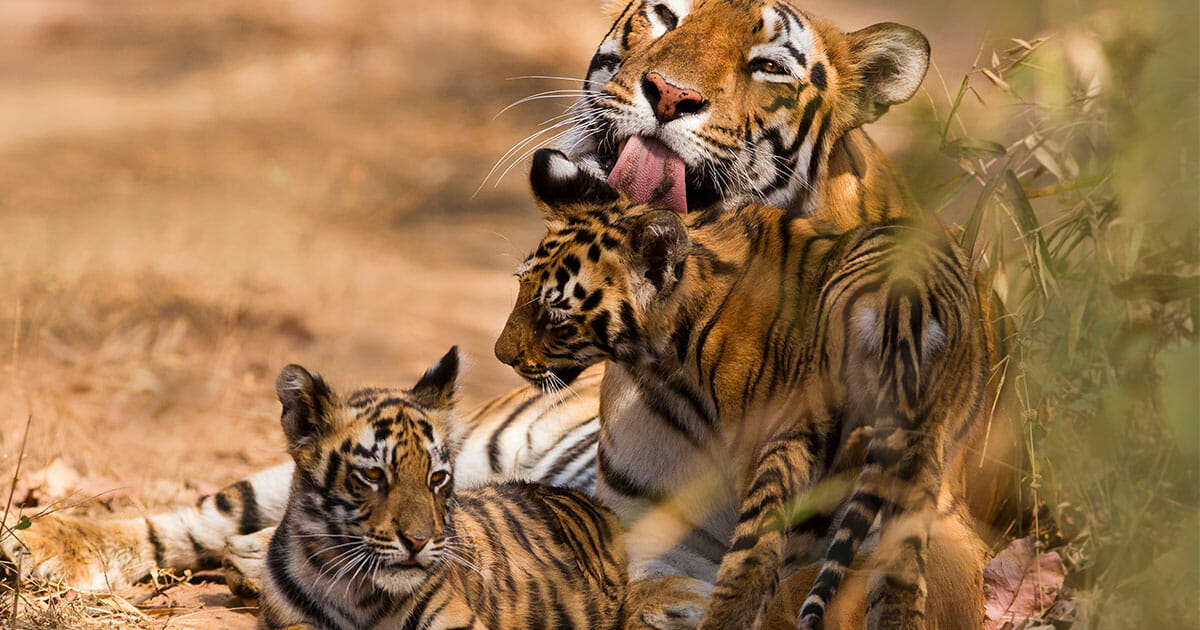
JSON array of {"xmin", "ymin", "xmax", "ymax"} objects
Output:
[
  {"xmin": 564, "ymin": 0, "xmax": 929, "ymax": 214},
  {"xmin": 496, "ymin": 149, "xmax": 691, "ymax": 385},
  {"xmin": 275, "ymin": 348, "xmax": 461, "ymax": 594}
]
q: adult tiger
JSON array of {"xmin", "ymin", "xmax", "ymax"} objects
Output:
[
  {"xmin": 496, "ymin": 148, "xmax": 990, "ymax": 629},
  {"xmin": 564, "ymin": 0, "xmax": 1018, "ymax": 532},
  {"xmin": 2, "ymin": 0, "xmax": 1016, "ymax": 605}
]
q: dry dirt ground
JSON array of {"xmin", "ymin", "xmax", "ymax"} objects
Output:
[{"xmin": 0, "ymin": 1, "xmax": 1041, "ymax": 627}]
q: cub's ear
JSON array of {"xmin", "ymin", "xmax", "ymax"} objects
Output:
[
  {"xmin": 276, "ymin": 364, "xmax": 338, "ymax": 450},
  {"xmin": 845, "ymin": 23, "xmax": 930, "ymax": 126},
  {"xmin": 628, "ymin": 210, "xmax": 690, "ymax": 293},
  {"xmin": 530, "ymin": 148, "xmax": 620, "ymax": 214},
  {"xmin": 411, "ymin": 346, "xmax": 460, "ymax": 410}
]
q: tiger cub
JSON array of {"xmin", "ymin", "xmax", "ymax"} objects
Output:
[
  {"xmin": 495, "ymin": 149, "xmax": 988, "ymax": 629},
  {"xmin": 260, "ymin": 347, "xmax": 626, "ymax": 630}
]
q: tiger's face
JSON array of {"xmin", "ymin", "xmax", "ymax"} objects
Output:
[
  {"xmin": 496, "ymin": 149, "xmax": 690, "ymax": 385},
  {"xmin": 566, "ymin": 0, "xmax": 929, "ymax": 214},
  {"xmin": 275, "ymin": 348, "xmax": 460, "ymax": 594}
]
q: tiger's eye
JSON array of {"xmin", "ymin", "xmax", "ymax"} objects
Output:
[
  {"xmin": 653, "ymin": 4, "xmax": 678, "ymax": 31},
  {"xmin": 362, "ymin": 467, "xmax": 385, "ymax": 482},
  {"xmin": 751, "ymin": 58, "xmax": 786, "ymax": 75},
  {"xmin": 430, "ymin": 471, "xmax": 448, "ymax": 487}
]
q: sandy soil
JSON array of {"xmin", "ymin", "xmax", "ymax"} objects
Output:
[{"xmin": 0, "ymin": 0, "xmax": 1046, "ymax": 627}]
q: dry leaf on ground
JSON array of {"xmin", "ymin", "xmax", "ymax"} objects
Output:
[{"xmin": 984, "ymin": 535, "xmax": 1066, "ymax": 630}]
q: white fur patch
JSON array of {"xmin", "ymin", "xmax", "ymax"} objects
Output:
[
  {"xmin": 922, "ymin": 319, "xmax": 946, "ymax": 358},
  {"xmin": 851, "ymin": 306, "xmax": 883, "ymax": 353},
  {"xmin": 645, "ymin": 0, "xmax": 693, "ymax": 38},
  {"xmin": 547, "ymin": 152, "xmax": 581, "ymax": 182},
  {"xmin": 515, "ymin": 254, "xmax": 534, "ymax": 276}
]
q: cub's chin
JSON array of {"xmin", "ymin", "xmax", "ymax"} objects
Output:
[
  {"xmin": 371, "ymin": 562, "xmax": 435, "ymax": 594},
  {"xmin": 524, "ymin": 364, "xmax": 588, "ymax": 389}
]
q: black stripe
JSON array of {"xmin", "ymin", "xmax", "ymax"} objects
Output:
[
  {"xmin": 810, "ymin": 62, "xmax": 827, "ymax": 90},
  {"xmin": 266, "ymin": 525, "xmax": 344, "ymax": 630},
  {"xmin": 399, "ymin": 577, "xmax": 443, "ymax": 630},
  {"xmin": 187, "ymin": 533, "xmax": 209, "ymax": 564},
  {"xmin": 597, "ymin": 448, "xmax": 663, "ymax": 500},
  {"xmin": 233, "ymin": 480, "xmax": 261, "ymax": 535},
  {"xmin": 145, "ymin": 519, "xmax": 166, "ymax": 567},
  {"xmin": 488, "ymin": 393, "xmax": 543, "ymax": 473},
  {"xmin": 214, "ymin": 489, "xmax": 233, "ymax": 514},
  {"xmin": 807, "ymin": 114, "xmax": 831, "ymax": 184}
]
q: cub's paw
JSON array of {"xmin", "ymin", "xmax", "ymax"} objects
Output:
[
  {"xmin": 223, "ymin": 527, "xmax": 274, "ymax": 600},
  {"xmin": 1, "ymin": 513, "xmax": 155, "ymax": 590},
  {"xmin": 625, "ymin": 575, "xmax": 712, "ymax": 630}
]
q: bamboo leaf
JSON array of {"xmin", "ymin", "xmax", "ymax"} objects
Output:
[
  {"xmin": 1112, "ymin": 275, "xmax": 1200, "ymax": 303},
  {"xmin": 1004, "ymin": 170, "xmax": 1060, "ymax": 297},
  {"xmin": 982, "ymin": 68, "xmax": 1011, "ymax": 91},
  {"xmin": 943, "ymin": 138, "xmax": 1008, "ymax": 161},
  {"xmin": 941, "ymin": 74, "xmax": 971, "ymax": 145},
  {"xmin": 960, "ymin": 166, "xmax": 1008, "ymax": 255}
]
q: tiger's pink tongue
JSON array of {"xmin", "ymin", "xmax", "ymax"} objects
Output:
[{"xmin": 606, "ymin": 135, "xmax": 688, "ymax": 214}]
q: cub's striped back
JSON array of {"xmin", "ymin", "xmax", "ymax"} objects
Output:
[{"xmin": 260, "ymin": 348, "xmax": 627, "ymax": 630}]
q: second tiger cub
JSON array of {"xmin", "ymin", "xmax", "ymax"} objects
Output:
[{"xmin": 259, "ymin": 347, "xmax": 627, "ymax": 630}]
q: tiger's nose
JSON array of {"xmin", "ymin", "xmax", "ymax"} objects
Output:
[
  {"xmin": 401, "ymin": 534, "xmax": 429, "ymax": 554},
  {"xmin": 642, "ymin": 72, "xmax": 707, "ymax": 123}
]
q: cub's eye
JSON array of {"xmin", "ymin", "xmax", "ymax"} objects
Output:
[
  {"xmin": 546, "ymin": 309, "xmax": 570, "ymax": 325},
  {"xmin": 430, "ymin": 471, "xmax": 449, "ymax": 487},
  {"xmin": 360, "ymin": 467, "xmax": 385, "ymax": 483},
  {"xmin": 749, "ymin": 58, "xmax": 787, "ymax": 76},
  {"xmin": 549, "ymin": 321, "xmax": 576, "ymax": 340},
  {"xmin": 653, "ymin": 4, "xmax": 678, "ymax": 31}
]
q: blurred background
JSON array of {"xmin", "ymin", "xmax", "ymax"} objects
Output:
[{"xmin": 0, "ymin": 0, "xmax": 1194, "ymax": 627}]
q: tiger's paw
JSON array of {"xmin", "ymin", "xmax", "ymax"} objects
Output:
[
  {"xmin": 223, "ymin": 527, "xmax": 274, "ymax": 600},
  {"xmin": 1, "ymin": 513, "xmax": 155, "ymax": 590},
  {"xmin": 624, "ymin": 575, "xmax": 712, "ymax": 630}
]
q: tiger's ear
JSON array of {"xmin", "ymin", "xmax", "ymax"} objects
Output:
[
  {"xmin": 845, "ymin": 23, "xmax": 930, "ymax": 126},
  {"xmin": 276, "ymin": 364, "xmax": 338, "ymax": 450},
  {"xmin": 410, "ymin": 346, "xmax": 460, "ymax": 410},
  {"xmin": 530, "ymin": 148, "xmax": 620, "ymax": 218},
  {"xmin": 628, "ymin": 210, "xmax": 690, "ymax": 295}
]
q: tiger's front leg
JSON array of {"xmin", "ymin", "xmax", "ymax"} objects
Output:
[{"xmin": 697, "ymin": 436, "xmax": 815, "ymax": 630}]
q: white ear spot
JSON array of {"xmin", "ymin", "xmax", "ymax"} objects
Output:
[
  {"xmin": 278, "ymin": 369, "xmax": 309, "ymax": 393},
  {"xmin": 851, "ymin": 307, "xmax": 882, "ymax": 354},
  {"xmin": 922, "ymin": 319, "xmax": 946, "ymax": 358},
  {"xmin": 548, "ymin": 153, "xmax": 581, "ymax": 182}
]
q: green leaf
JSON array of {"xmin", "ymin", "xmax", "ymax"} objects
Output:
[
  {"xmin": 1003, "ymin": 169, "xmax": 1060, "ymax": 297},
  {"xmin": 1112, "ymin": 274, "xmax": 1200, "ymax": 303},
  {"xmin": 941, "ymin": 137, "xmax": 1008, "ymax": 161},
  {"xmin": 14, "ymin": 515, "xmax": 32, "ymax": 530},
  {"xmin": 940, "ymin": 74, "xmax": 971, "ymax": 145},
  {"xmin": 959, "ymin": 167, "xmax": 1007, "ymax": 256}
]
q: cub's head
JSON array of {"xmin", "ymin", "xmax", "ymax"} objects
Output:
[
  {"xmin": 495, "ymin": 149, "xmax": 690, "ymax": 385},
  {"xmin": 566, "ymin": 0, "xmax": 929, "ymax": 213},
  {"xmin": 276, "ymin": 348, "xmax": 460, "ymax": 594}
]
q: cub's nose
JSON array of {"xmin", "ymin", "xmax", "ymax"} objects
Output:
[{"xmin": 642, "ymin": 71, "xmax": 707, "ymax": 123}]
